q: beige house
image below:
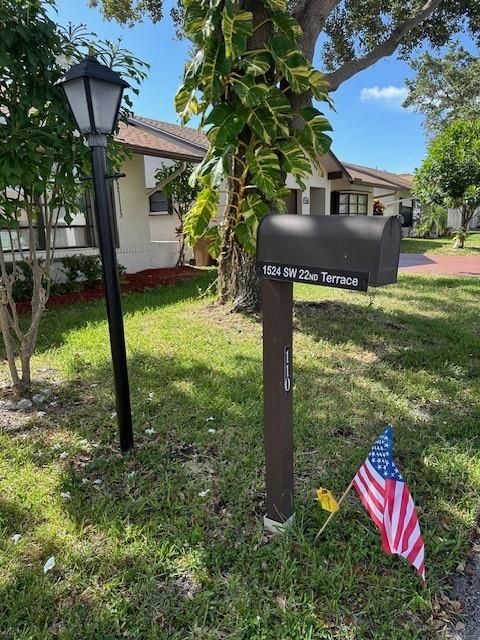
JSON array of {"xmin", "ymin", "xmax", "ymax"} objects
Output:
[
  {"xmin": 447, "ymin": 209, "xmax": 480, "ymax": 230},
  {"xmin": 0, "ymin": 115, "xmax": 414, "ymax": 273}
]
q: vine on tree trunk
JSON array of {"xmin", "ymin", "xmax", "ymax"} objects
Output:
[{"xmin": 176, "ymin": 0, "xmax": 333, "ymax": 311}]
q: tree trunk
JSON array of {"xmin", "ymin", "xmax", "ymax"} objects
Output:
[
  {"xmin": 20, "ymin": 347, "xmax": 32, "ymax": 388},
  {"xmin": 176, "ymin": 236, "xmax": 186, "ymax": 267},
  {"xmin": 0, "ymin": 191, "xmax": 50, "ymax": 392},
  {"xmin": 218, "ymin": 162, "xmax": 262, "ymax": 311},
  {"xmin": 218, "ymin": 238, "xmax": 260, "ymax": 311},
  {"xmin": 461, "ymin": 206, "xmax": 475, "ymax": 231},
  {"xmin": 217, "ymin": 1, "xmax": 270, "ymax": 312},
  {"xmin": 0, "ymin": 293, "xmax": 21, "ymax": 388}
]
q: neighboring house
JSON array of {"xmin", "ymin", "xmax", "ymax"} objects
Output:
[
  {"xmin": 340, "ymin": 164, "xmax": 414, "ymax": 229},
  {"xmin": 447, "ymin": 209, "xmax": 480, "ymax": 230},
  {"xmin": 0, "ymin": 115, "xmax": 415, "ymax": 274}
]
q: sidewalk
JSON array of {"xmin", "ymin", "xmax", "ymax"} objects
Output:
[{"xmin": 399, "ymin": 253, "xmax": 480, "ymax": 277}]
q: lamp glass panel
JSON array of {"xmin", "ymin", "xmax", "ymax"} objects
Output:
[
  {"xmin": 90, "ymin": 78, "xmax": 122, "ymax": 134},
  {"xmin": 63, "ymin": 78, "xmax": 91, "ymax": 133}
]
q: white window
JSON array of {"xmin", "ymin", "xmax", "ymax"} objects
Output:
[
  {"xmin": 149, "ymin": 190, "xmax": 171, "ymax": 215},
  {"xmin": 334, "ymin": 192, "xmax": 369, "ymax": 215}
]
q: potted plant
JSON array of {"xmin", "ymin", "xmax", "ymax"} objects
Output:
[
  {"xmin": 373, "ymin": 199, "xmax": 385, "ymax": 216},
  {"xmin": 453, "ymin": 228, "xmax": 467, "ymax": 249}
]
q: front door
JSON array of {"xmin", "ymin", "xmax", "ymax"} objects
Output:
[
  {"xmin": 310, "ymin": 187, "xmax": 326, "ymax": 215},
  {"xmin": 284, "ymin": 189, "xmax": 299, "ymax": 215}
]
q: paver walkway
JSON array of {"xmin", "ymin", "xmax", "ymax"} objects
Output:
[{"xmin": 399, "ymin": 253, "xmax": 480, "ymax": 277}]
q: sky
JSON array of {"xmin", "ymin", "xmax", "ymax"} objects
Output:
[{"xmin": 54, "ymin": 0, "xmax": 429, "ymax": 174}]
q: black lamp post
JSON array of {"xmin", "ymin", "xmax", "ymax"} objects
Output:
[{"xmin": 59, "ymin": 57, "xmax": 134, "ymax": 453}]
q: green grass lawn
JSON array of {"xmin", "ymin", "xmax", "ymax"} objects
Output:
[
  {"xmin": 1, "ymin": 271, "xmax": 480, "ymax": 639},
  {"xmin": 401, "ymin": 231, "xmax": 480, "ymax": 256}
]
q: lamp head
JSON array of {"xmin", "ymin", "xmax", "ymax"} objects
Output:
[{"xmin": 59, "ymin": 56, "xmax": 129, "ymax": 136}]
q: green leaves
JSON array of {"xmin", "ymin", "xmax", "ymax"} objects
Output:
[
  {"xmin": 309, "ymin": 69, "xmax": 332, "ymax": 103},
  {"xmin": 183, "ymin": 2, "xmax": 219, "ymax": 43},
  {"xmin": 184, "ymin": 48, "xmax": 205, "ymax": 82},
  {"xmin": 193, "ymin": 153, "xmax": 230, "ymax": 187},
  {"xmin": 204, "ymin": 103, "xmax": 248, "ymax": 149},
  {"xmin": 268, "ymin": 35, "xmax": 311, "ymax": 93},
  {"xmin": 222, "ymin": 4, "xmax": 252, "ymax": 59},
  {"xmin": 177, "ymin": 0, "xmax": 333, "ymax": 257},
  {"xmin": 263, "ymin": 0, "xmax": 287, "ymax": 11},
  {"xmin": 248, "ymin": 108, "xmax": 276, "ymax": 145},
  {"xmin": 263, "ymin": 88, "xmax": 291, "ymax": 137},
  {"xmin": 202, "ymin": 45, "xmax": 227, "ymax": 100},
  {"xmin": 246, "ymin": 148, "xmax": 281, "ymax": 199},
  {"xmin": 414, "ymin": 119, "xmax": 480, "ymax": 216},
  {"xmin": 175, "ymin": 86, "xmax": 200, "ymax": 123},
  {"xmin": 155, "ymin": 161, "xmax": 201, "ymax": 214},
  {"xmin": 278, "ymin": 140, "xmax": 311, "ymax": 189},
  {"xmin": 235, "ymin": 194, "xmax": 270, "ymax": 254},
  {"xmin": 184, "ymin": 186, "xmax": 219, "ymax": 246},
  {"xmin": 242, "ymin": 194, "xmax": 270, "ymax": 222},
  {"xmin": 271, "ymin": 12, "xmax": 303, "ymax": 38},
  {"xmin": 232, "ymin": 75, "xmax": 269, "ymax": 107},
  {"xmin": 203, "ymin": 226, "xmax": 221, "ymax": 258},
  {"xmin": 240, "ymin": 51, "xmax": 272, "ymax": 77},
  {"xmin": 295, "ymin": 107, "xmax": 333, "ymax": 161}
]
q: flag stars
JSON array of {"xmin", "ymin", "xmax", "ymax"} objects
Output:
[{"xmin": 353, "ymin": 425, "xmax": 425, "ymax": 579}]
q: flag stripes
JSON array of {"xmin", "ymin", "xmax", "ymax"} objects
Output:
[{"xmin": 352, "ymin": 426, "xmax": 425, "ymax": 580}]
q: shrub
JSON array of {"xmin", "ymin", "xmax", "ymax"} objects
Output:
[
  {"xmin": 61, "ymin": 255, "xmax": 103, "ymax": 291},
  {"xmin": 8, "ymin": 261, "xmax": 41, "ymax": 301},
  {"xmin": 118, "ymin": 263, "xmax": 127, "ymax": 280},
  {"xmin": 414, "ymin": 205, "xmax": 448, "ymax": 238}
]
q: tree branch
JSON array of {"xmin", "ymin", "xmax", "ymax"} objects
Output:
[
  {"xmin": 293, "ymin": 0, "xmax": 341, "ymax": 62},
  {"xmin": 324, "ymin": 0, "xmax": 443, "ymax": 91}
]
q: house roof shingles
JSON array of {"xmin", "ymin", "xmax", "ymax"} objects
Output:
[
  {"xmin": 116, "ymin": 115, "xmax": 413, "ymax": 193},
  {"xmin": 343, "ymin": 162, "xmax": 413, "ymax": 191},
  {"xmin": 116, "ymin": 115, "xmax": 207, "ymax": 161},
  {"xmin": 133, "ymin": 115, "xmax": 208, "ymax": 150}
]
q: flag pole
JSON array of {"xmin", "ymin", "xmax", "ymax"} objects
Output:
[{"xmin": 314, "ymin": 480, "xmax": 354, "ymax": 542}]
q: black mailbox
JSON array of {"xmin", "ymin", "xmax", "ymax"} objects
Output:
[
  {"xmin": 257, "ymin": 213, "xmax": 402, "ymax": 533},
  {"xmin": 257, "ymin": 214, "xmax": 401, "ymax": 291}
]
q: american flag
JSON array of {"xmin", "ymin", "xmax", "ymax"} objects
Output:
[{"xmin": 352, "ymin": 425, "xmax": 425, "ymax": 580}]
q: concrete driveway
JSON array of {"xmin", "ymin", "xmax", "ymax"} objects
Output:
[{"xmin": 399, "ymin": 253, "xmax": 480, "ymax": 277}]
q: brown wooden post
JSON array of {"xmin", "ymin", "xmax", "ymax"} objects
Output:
[{"xmin": 262, "ymin": 278, "xmax": 294, "ymax": 530}]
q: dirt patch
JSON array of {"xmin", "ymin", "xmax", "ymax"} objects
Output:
[
  {"xmin": 173, "ymin": 572, "xmax": 203, "ymax": 600},
  {"xmin": 348, "ymin": 350, "xmax": 380, "ymax": 365},
  {"xmin": 294, "ymin": 300, "xmax": 363, "ymax": 318},
  {"xmin": 0, "ymin": 401, "xmax": 35, "ymax": 433},
  {"xmin": 169, "ymin": 442, "xmax": 198, "ymax": 462},
  {"xmin": 0, "ymin": 374, "xmax": 60, "ymax": 434},
  {"xmin": 198, "ymin": 302, "xmax": 260, "ymax": 334},
  {"xmin": 0, "ymin": 369, "xmax": 104, "ymax": 439},
  {"xmin": 449, "ymin": 532, "xmax": 480, "ymax": 640}
]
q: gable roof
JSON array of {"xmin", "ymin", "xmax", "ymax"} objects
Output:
[
  {"xmin": 133, "ymin": 115, "xmax": 208, "ymax": 150},
  {"xmin": 318, "ymin": 150, "xmax": 353, "ymax": 181},
  {"xmin": 342, "ymin": 162, "xmax": 413, "ymax": 191},
  {"xmin": 116, "ymin": 115, "xmax": 207, "ymax": 161},
  {"xmin": 116, "ymin": 115, "xmax": 412, "ymax": 193}
]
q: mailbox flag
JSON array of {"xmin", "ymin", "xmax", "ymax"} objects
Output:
[
  {"xmin": 352, "ymin": 426, "xmax": 425, "ymax": 580},
  {"xmin": 316, "ymin": 488, "xmax": 340, "ymax": 513}
]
